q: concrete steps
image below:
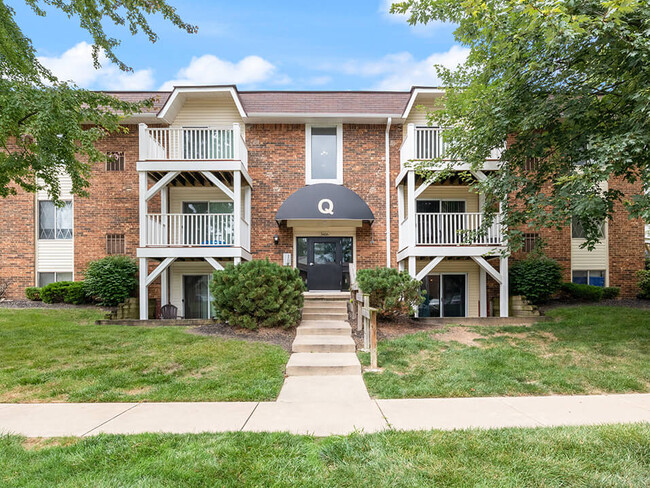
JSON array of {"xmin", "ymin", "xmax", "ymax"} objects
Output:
[
  {"xmin": 302, "ymin": 312, "xmax": 348, "ymax": 321},
  {"xmin": 296, "ymin": 321, "xmax": 351, "ymax": 336},
  {"xmin": 286, "ymin": 353, "xmax": 361, "ymax": 376},
  {"xmin": 292, "ymin": 335, "xmax": 355, "ymax": 353}
]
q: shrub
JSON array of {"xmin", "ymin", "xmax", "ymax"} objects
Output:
[
  {"xmin": 63, "ymin": 281, "xmax": 90, "ymax": 305},
  {"xmin": 210, "ymin": 259, "xmax": 306, "ymax": 330},
  {"xmin": 560, "ymin": 282, "xmax": 604, "ymax": 302},
  {"xmin": 25, "ymin": 287, "xmax": 42, "ymax": 301},
  {"xmin": 356, "ymin": 267, "xmax": 424, "ymax": 317},
  {"xmin": 83, "ymin": 256, "xmax": 138, "ymax": 306},
  {"xmin": 41, "ymin": 281, "xmax": 74, "ymax": 304},
  {"xmin": 637, "ymin": 270, "xmax": 650, "ymax": 299},
  {"xmin": 509, "ymin": 255, "xmax": 563, "ymax": 304},
  {"xmin": 602, "ymin": 286, "xmax": 620, "ymax": 300}
]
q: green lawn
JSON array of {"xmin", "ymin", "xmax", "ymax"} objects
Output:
[
  {"xmin": 0, "ymin": 309, "xmax": 288, "ymax": 402},
  {"xmin": 1, "ymin": 424, "xmax": 648, "ymax": 487},
  {"xmin": 361, "ymin": 306, "xmax": 650, "ymax": 398}
]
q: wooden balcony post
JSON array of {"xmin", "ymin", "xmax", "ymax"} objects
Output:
[
  {"xmin": 138, "ymin": 123, "xmax": 147, "ymax": 161},
  {"xmin": 233, "ymin": 171, "xmax": 241, "ymax": 247},
  {"xmin": 139, "ymin": 257, "xmax": 148, "ymax": 320},
  {"xmin": 233, "ymin": 123, "xmax": 241, "ymax": 161},
  {"xmin": 479, "ymin": 268, "xmax": 487, "ymax": 317},
  {"xmin": 499, "ymin": 254, "xmax": 509, "ymax": 317},
  {"xmin": 139, "ymin": 171, "xmax": 147, "ymax": 247},
  {"xmin": 406, "ymin": 123, "xmax": 415, "ymax": 160},
  {"xmin": 407, "ymin": 170, "xmax": 416, "ymax": 248}
]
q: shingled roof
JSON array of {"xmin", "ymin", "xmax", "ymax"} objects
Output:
[
  {"xmin": 238, "ymin": 91, "xmax": 411, "ymax": 115},
  {"xmin": 103, "ymin": 91, "xmax": 171, "ymax": 113}
]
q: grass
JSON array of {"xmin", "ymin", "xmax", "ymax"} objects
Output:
[
  {"xmin": 361, "ymin": 306, "xmax": 650, "ymax": 398},
  {"xmin": 1, "ymin": 424, "xmax": 648, "ymax": 487},
  {"xmin": 0, "ymin": 308, "xmax": 289, "ymax": 402}
]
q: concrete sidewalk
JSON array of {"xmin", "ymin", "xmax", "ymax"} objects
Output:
[{"xmin": 1, "ymin": 393, "xmax": 648, "ymax": 437}]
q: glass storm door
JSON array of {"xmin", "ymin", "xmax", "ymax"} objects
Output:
[
  {"xmin": 183, "ymin": 275, "xmax": 210, "ymax": 319},
  {"xmin": 418, "ymin": 274, "xmax": 466, "ymax": 317},
  {"xmin": 298, "ymin": 237, "xmax": 353, "ymax": 291}
]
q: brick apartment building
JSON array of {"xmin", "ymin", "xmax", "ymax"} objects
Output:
[{"xmin": 0, "ymin": 86, "xmax": 644, "ymax": 319}]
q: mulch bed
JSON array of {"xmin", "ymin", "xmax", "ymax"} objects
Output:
[{"xmin": 189, "ymin": 323, "xmax": 296, "ymax": 351}]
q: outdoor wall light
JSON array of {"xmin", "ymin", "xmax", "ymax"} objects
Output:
[{"xmin": 273, "ymin": 235, "xmax": 279, "ymax": 245}]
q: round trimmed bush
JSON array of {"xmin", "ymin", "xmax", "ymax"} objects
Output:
[
  {"xmin": 210, "ymin": 259, "xmax": 306, "ymax": 330},
  {"xmin": 509, "ymin": 255, "xmax": 563, "ymax": 304},
  {"xmin": 40, "ymin": 281, "xmax": 74, "ymax": 304},
  {"xmin": 83, "ymin": 256, "xmax": 138, "ymax": 306},
  {"xmin": 356, "ymin": 266, "xmax": 424, "ymax": 318},
  {"xmin": 560, "ymin": 282, "xmax": 604, "ymax": 302},
  {"xmin": 25, "ymin": 287, "xmax": 42, "ymax": 301}
]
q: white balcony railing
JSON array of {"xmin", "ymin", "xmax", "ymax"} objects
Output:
[
  {"xmin": 401, "ymin": 124, "xmax": 504, "ymax": 169},
  {"xmin": 416, "ymin": 212, "xmax": 503, "ymax": 246},
  {"xmin": 145, "ymin": 213, "xmax": 235, "ymax": 247},
  {"xmin": 138, "ymin": 124, "xmax": 248, "ymax": 167}
]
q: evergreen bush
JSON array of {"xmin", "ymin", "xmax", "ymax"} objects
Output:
[
  {"xmin": 509, "ymin": 255, "xmax": 563, "ymax": 304},
  {"xmin": 40, "ymin": 281, "xmax": 74, "ymax": 304},
  {"xmin": 560, "ymin": 282, "xmax": 604, "ymax": 302},
  {"xmin": 602, "ymin": 286, "xmax": 620, "ymax": 300},
  {"xmin": 63, "ymin": 281, "xmax": 90, "ymax": 304},
  {"xmin": 25, "ymin": 287, "xmax": 42, "ymax": 301},
  {"xmin": 83, "ymin": 256, "xmax": 138, "ymax": 306},
  {"xmin": 356, "ymin": 267, "xmax": 424, "ymax": 317},
  {"xmin": 637, "ymin": 270, "xmax": 650, "ymax": 299},
  {"xmin": 210, "ymin": 259, "xmax": 305, "ymax": 330}
]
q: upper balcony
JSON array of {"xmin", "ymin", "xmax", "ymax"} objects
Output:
[
  {"xmin": 400, "ymin": 124, "xmax": 503, "ymax": 171},
  {"xmin": 138, "ymin": 123, "xmax": 248, "ymax": 169}
]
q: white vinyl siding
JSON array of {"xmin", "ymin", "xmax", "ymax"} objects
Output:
[
  {"xmin": 403, "ymin": 94, "xmax": 443, "ymax": 137},
  {"xmin": 415, "ymin": 258, "xmax": 480, "ymax": 317},
  {"xmin": 417, "ymin": 185, "xmax": 479, "ymax": 212},
  {"xmin": 169, "ymin": 261, "xmax": 229, "ymax": 317},
  {"xmin": 169, "ymin": 187, "xmax": 231, "ymax": 214},
  {"xmin": 571, "ymin": 225, "xmax": 609, "ymax": 286},
  {"xmin": 170, "ymin": 95, "xmax": 244, "ymax": 134},
  {"xmin": 36, "ymin": 173, "xmax": 74, "ymax": 280}
]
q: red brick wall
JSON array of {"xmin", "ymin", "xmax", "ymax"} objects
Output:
[
  {"xmin": 0, "ymin": 187, "xmax": 35, "ymax": 298},
  {"xmin": 246, "ymin": 123, "xmax": 402, "ymax": 271},
  {"xmin": 608, "ymin": 176, "xmax": 645, "ymax": 297}
]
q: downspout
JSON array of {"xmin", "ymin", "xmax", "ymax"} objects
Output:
[{"xmin": 385, "ymin": 117, "xmax": 392, "ymax": 267}]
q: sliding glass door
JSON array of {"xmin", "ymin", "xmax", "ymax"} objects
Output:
[{"xmin": 419, "ymin": 274, "xmax": 467, "ymax": 317}]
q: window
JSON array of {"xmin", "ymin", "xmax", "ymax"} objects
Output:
[
  {"xmin": 571, "ymin": 217, "xmax": 604, "ymax": 239},
  {"xmin": 182, "ymin": 201, "xmax": 234, "ymax": 245},
  {"xmin": 106, "ymin": 151, "xmax": 125, "ymax": 171},
  {"xmin": 523, "ymin": 233, "xmax": 539, "ymax": 253},
  {"xmin": 572, "ymin": 270, "xmax": 606, "ymax": 287},
  {"xmin": 39, "ymin": 201, "xmax": 73, "ymax": 239},
  {"xmin": 416, "ymin": 200, "xmax": 466, "ymax": 213},
  {"xmin": 306, "ymin": 125, "xmax": 342, "ymax": 184},
  {"xmin": 182, "ymin": 201, "xmax": 234, "ymax": 214},
  {"xmin": 106, "ymin": 234, "xmax": 126, "ymax": 254},
  {"xmin": 38, "ymin": 272, "xmax": 73, "ymax": 287}
]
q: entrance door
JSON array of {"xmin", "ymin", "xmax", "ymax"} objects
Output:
[
  {"xmin": 419, "ymin": 274, "xmax": 466, "ymax": 317},
  {"xmin": 297, "ymin": 237, "xmax": 352, "ymax": 291},
  {"xmin": 183, "ymin": 275, "xmax": 210, "ymax": 319}
]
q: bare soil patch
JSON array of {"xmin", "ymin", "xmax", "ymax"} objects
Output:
[{"xmin": 189, "ymin": 323, "xmax": 296, "ymax": 351}]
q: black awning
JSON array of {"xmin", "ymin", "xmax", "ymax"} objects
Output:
[{"xmin": 275, "ymin": 184, "xmax": 374, "ymax": 223}]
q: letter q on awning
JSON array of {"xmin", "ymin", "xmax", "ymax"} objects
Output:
[{"xmin": 275, "ymin": 184, "xmax": 374, "ymax": 224}]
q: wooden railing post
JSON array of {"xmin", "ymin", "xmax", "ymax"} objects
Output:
[{"xmin": 369, "ymin": 307, "xmax": 378, "ymax": 370}]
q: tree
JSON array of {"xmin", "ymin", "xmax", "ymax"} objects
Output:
[
  {"xmin": 392, "ymin": 0, "xmax": 650, "ymax": 250},
  {"xmin": 0, "ymin": 1, "xmax": 196, "ymax": 201}
]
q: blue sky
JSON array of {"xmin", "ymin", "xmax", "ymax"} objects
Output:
[{"xmin": 11, "ymin": 0, "xmax": 466, "ymax": 91}]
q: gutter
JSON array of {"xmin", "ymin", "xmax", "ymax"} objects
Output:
[{"xmin": 385, "ymin": 117, "xmax": 392, "ymax": 267}]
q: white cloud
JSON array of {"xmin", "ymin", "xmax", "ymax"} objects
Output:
[
  {"xmin": 39, "ymin": 42, "xmax": 155, "ymax": 90},
  {"xmin": 338, "ymin": 46, "xmax": 469, "ymax": 90},
  {"xmin": 160, "ymin": 54, "xmax": 279, "ymax": 90}
]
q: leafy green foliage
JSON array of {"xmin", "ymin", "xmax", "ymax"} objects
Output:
[
  {"xmin": 393, "ymin": 0, "xmax": 650, "ymax": 250},
  {"xmin": 602, "ymin": 287, "xmax": 620, "ymax": 300},
  {"xmin": 40, "ymin": 281, "xmax": 74, "ymax": 304},
  {"xmin": 0, "ymin": 1, "xmax": 196, "ymax": 201},
  {"xmin": 560, "ymin": 282, "xmax": 604, "ymax": 302},
  {"xmin": 62, "ymin": 281, "xmax": 90, "ymax": 305},
  {"xmin": 509, "ymin": 255, "xmax": 562, "ymax": 304},
  {"xmin": 356, "ymin": 267, "xmax": 424, "ymax": 317},
  {"xmin": 210, "ymin": 260, "xmax": 306, "ymax": 330},
  {"xmin": 636, "ymin": 270, "xmax": 650, "ymax": 299},
  {"xmin": 24, "ymin": 287, "xmax": 41, "ymax": 301},
  {"xmin": 83, "ymin": 256, "xmax": 137, "ymax": 306}
]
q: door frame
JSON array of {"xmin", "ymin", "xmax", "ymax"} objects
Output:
[
  {"xmin": 181, "ymin": 273, "xmax": 213, "ymax": 319},
  {"xmin": 422, "ymin": 272, "xmax": 469, "ymax": 318},
  {"xmin": 294, "ymin": 235, "xmax": 355, "ymax": 291}
]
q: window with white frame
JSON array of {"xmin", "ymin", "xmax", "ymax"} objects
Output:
[
  {"xmin": 38, "ymin": 201, "xmax": 73, "ymax": 239},
  {"xmin": 38, "ymin": 271, "xmax": 73, "ymax": 287},
  {"xmin": 572, "ymin": 270, "xmax": 606, "ymax": 287},
  {"xmin": 306, "ymin": 125, "xmax": 342, "ymax": 184},
  {"xmin": 571, "ymin": 216, "xmax": 604, "ymax": 239}
]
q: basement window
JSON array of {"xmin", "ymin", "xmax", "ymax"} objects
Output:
[
  {"xmin": 38, "ymin": 272, "xmax": 73, "ymax": 287},
  {"xmin": 106, "ymin": 151, "xmax": 125, "ymax": 171},
  {"xmin": 106, "ymin": 234, "xmax": 126, "ymax": 255}
]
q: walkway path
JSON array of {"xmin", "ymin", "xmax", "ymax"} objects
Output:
[{"xmin": 1, "ymin": 394, "xmax": 648, "ymax": 437}]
